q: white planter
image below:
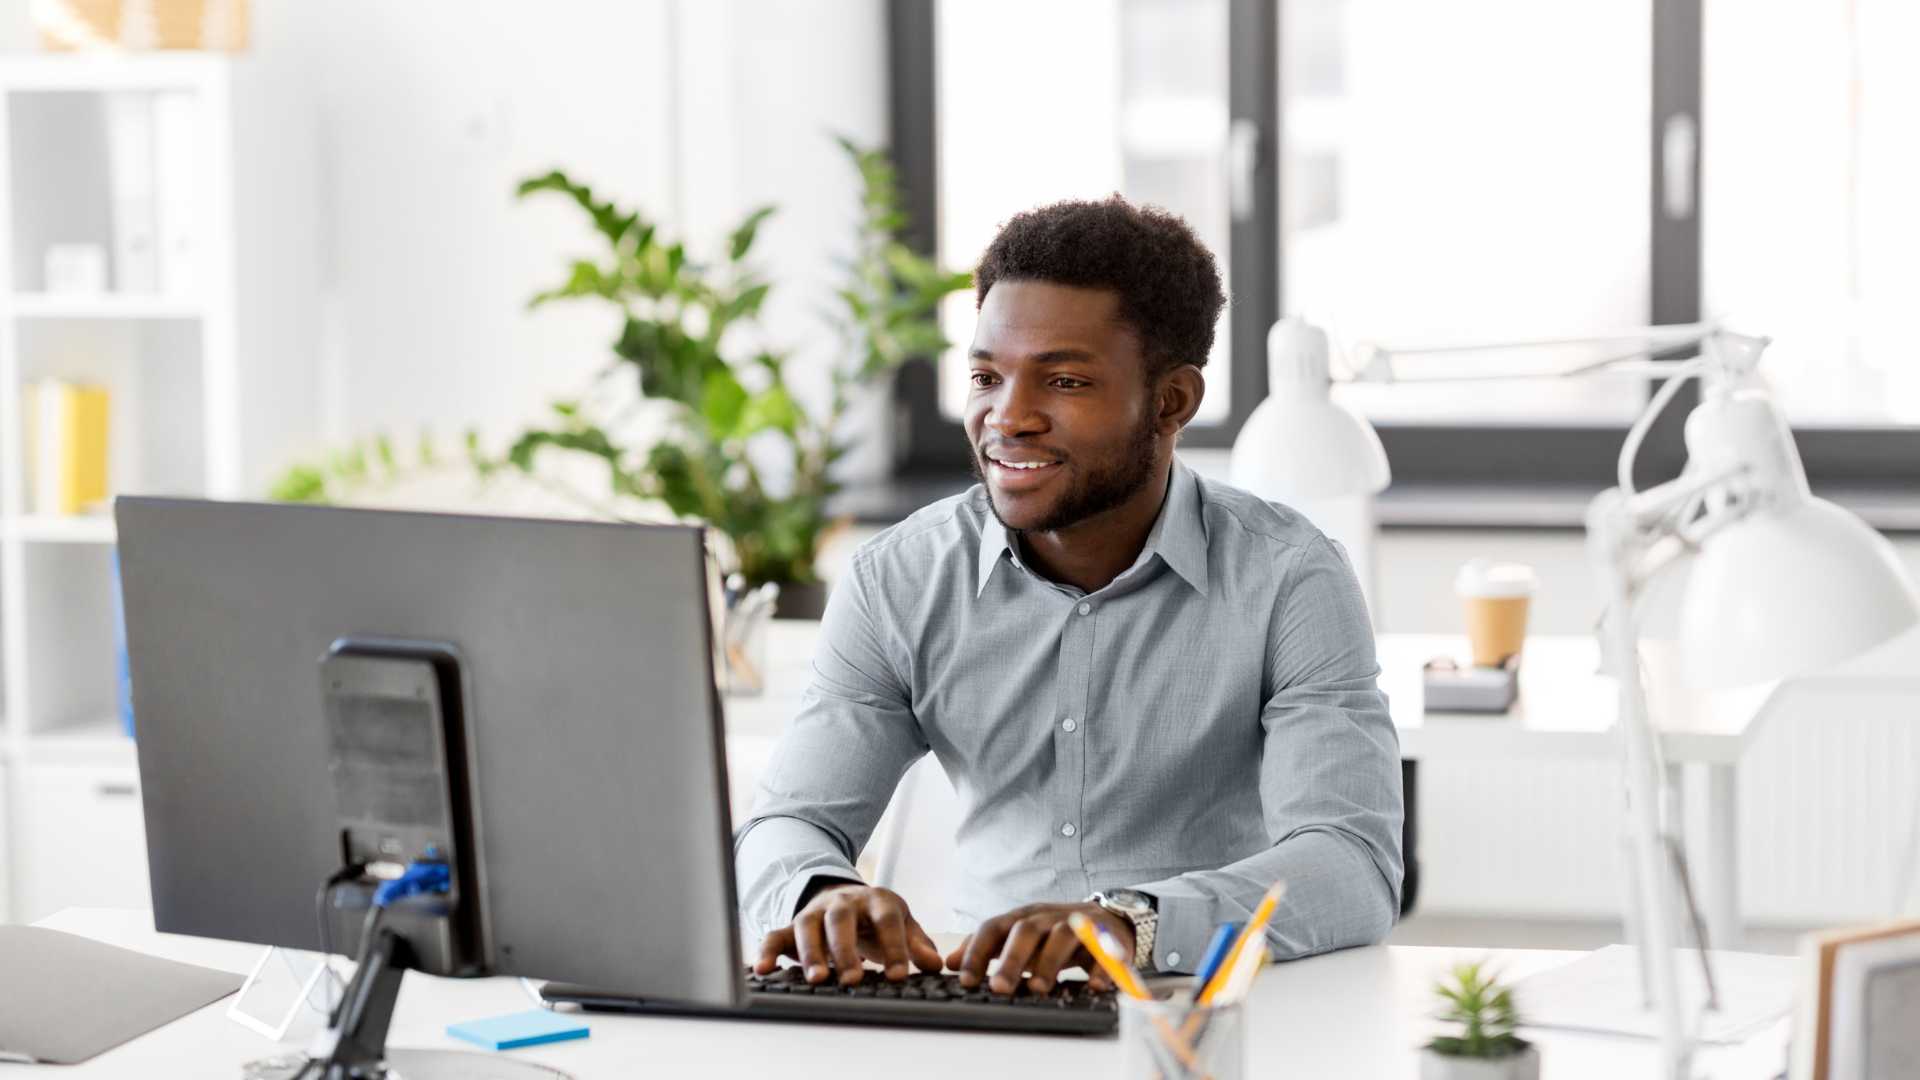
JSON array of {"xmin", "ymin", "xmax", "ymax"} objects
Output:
[{"xmin": 1418, "ymin": 1044, "xmax": 1541, "ymax": 1080}]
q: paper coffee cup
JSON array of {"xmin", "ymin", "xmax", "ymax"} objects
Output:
[{"xmin": 1455, "ymin": 559, "xmax": 1536, "ymax": 668}]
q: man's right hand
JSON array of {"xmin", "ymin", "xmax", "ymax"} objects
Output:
[{"xmin": 752, "ymin": 883, "xmax": 946, "ymax": 986}]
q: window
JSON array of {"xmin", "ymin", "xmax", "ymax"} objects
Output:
[
  {"xmin": 889, "ymin": 0, "xmax": 1275, "ymax": 469},
  {"xmin": 1702, "ymin": 0, "xmax": 1920, "ymax": 429},
  {"xmin": 889, "ymin": 0, "xmax": 1920, "ymax": 492}
]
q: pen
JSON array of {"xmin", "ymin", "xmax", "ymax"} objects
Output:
[
  {"xmin": 1197, "ymin": 880, "xmax": 1287, "ymax": 1005},
  {"xmin": 1191, "ymin": 922, "xmax": 1241, "ymax": 992}
]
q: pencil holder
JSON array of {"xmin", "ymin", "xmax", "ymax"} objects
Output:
[{"xmin": 1119, "ymin": 994, "xmax": 1244, "ymax": 1080}]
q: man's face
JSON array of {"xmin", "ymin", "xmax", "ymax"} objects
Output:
[{"xmin": 963, "ymin": 280, "xmax": 1162, "ymax": 534}]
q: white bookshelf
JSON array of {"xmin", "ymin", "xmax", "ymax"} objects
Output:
[{"xmin": 0, "ymin": 53, "xmax": 321, "ymax": 923}]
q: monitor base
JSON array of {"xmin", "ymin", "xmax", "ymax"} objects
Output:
[{"xmin": 242, "ymin": 1049, "xmax": 573, "ymax": 1079}]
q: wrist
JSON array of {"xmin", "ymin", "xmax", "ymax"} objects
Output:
[
  {"xmin": 795, "ymin": 875, "xmax": 861, "ymax": 914},
  {"xmin": 1088, "ymin": 888, "xmax": 1159, "ymax": 969}
]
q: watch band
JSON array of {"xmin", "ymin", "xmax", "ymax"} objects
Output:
[{"xmin": 1090, "ymin": 891, "xmax": 1158, "ymax": 969}]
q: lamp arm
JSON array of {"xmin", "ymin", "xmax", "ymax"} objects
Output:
[{"xmin": 1616, "ymin": 360, "xmax": 1708, "ymax": 498}]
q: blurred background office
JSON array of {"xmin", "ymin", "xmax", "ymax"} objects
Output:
[{"xmin": 0, "ymin": 0, "xmax": 1917, "ymax": 959}]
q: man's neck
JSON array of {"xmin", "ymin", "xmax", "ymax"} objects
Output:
[{"xmin": 1016, "ymin": 460, "xmax": 1173, "ymax": 594}]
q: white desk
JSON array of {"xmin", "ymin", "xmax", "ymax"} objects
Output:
[
  {"xmin": 723, "ymin": 622, "xmax": 1872, "ymax": 949},
  {"xmin": 35, "ymin": 907, "xmax": 1790, "ymax": 1079}
]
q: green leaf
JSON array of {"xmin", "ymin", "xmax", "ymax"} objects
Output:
[
  {"xmin": 269, "ymin": 465, "xmax": 329, "ymax": 504},
  {"xmin": 374, "ymin": 433, "xmax": 397, "ymax": 473},
  {"xmin": 530, "ymin": 260, "xmax": 617, "ymax": 308},
  {"xmin": 699, "ymin": 367, "xmax": 749, "ymax": 437},
  {"xmin": 728, "ymin": 205, "xmax": 777, "ymax": 261},
  {"xmin": 737, "ymin": 384, "xmax": 799, "ymax": 436}
]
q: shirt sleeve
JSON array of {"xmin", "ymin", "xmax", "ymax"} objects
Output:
[
  {"xmin": 1131, "ymin": 533, "xmax": 1404, "ymax": 971},
  {"xmin": 732, "ymin": 553, "xmax": 930, "ymax": 942}
]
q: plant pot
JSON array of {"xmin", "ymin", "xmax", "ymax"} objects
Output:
[
  {"xmin": 1418, "ymin": 1044, "xmax": 1540, "ymax": 1080},
  {"xmin": 773, "ymin": 580, "xmax": 830, "ymax": 620}
]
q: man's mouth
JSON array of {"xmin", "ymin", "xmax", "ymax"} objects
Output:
[{"xmin": 981, "ymin": 450, "xmax": 1064, "ymax": 490}]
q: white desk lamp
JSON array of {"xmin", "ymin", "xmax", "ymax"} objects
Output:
[
  {"xmin": 1230, "ymin": 320, "xmax": 1391, "ymax": 607},
  {"xmin": 1255, "ymin": 319, "xmax": 1920, "ymax": 1079}
]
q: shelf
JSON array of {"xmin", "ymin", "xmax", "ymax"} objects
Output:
[
  {"xmin": 7, "ymin": 515, "xmax": 116, "ymax": 544},
  {"xmin": 0, "ymin": 53, "xmax": 229, "ymax": 93},
  {"xmin": 9, "ymin": 293, "xmax": 204, "ymax": 320},
  {"xmin": 14, "ymin": 715, "xmax": 135, "ymax": 766}
]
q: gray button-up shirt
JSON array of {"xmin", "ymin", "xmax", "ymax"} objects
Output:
[{"xmin": 734, "ymin": 458, "xmax": 1403, "ymax": 972}]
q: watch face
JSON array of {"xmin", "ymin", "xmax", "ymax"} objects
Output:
[{"xmin": 1102, "ymin": 889, "xmax": 1151, "ymax": 914}]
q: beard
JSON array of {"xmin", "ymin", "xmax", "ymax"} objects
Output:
[{"xmin": 970, "ymin": 404, "xmax": 1161, "ymax": 535}]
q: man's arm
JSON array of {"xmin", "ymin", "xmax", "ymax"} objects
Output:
[
  {"xmin": 732, "ymin": 552, "xmax": 930, "ymax": 942},
  {"xmin": 1131, "ymin": 534, "xmax": 1404, "ymax": 971}
]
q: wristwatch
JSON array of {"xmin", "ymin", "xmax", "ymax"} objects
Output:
[{"xmin": 1089, "ymin": 888, "xmax": 1158, "ymax": 970}]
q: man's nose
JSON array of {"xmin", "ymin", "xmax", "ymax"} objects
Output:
[{"xmin": 986, "ymin": 379, "xmax": 1047, "ymax": 438}]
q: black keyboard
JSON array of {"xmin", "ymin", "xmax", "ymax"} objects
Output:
[{"xmin": 541, "ymin": 967, "xmax": 1120, "ymax": 1036}]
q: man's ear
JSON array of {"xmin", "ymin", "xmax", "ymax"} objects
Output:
[{"xmin": 1155, "ymin": 365, "xmax": 1206, "ymax": 434}]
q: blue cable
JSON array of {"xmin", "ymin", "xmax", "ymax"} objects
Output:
[{"xmin": 372, "ymin": 859, "xmax": 451, "ymax": 908}]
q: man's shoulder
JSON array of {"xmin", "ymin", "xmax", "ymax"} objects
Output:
[
  {"xmin": 1191, "ymin": 470, "xmax": 1328, "ymax": 558},
  {"xmin": 849, "ymin": 484, "xmax": 991, "ymax": 575}
]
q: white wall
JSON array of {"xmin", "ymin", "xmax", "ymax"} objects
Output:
[{"xmin": 4, "ymin": 1, "xmax": 889, "ymax": 485}]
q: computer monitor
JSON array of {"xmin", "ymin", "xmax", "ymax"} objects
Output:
[{"xmin": 114, "ymin": 497, "xmax": 743, "ymax": 1071}]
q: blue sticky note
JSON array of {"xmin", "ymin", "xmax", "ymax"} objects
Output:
[{"xmin": 447, "ymin": 1009, "xmax": 590, "ymax": 1051}]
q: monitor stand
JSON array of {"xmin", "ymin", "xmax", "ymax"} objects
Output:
[{"xmin": 243, "ymin": 928, "xmax": 572, "ymax": 1080}]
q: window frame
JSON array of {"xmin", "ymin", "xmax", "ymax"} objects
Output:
[
  {"xmin": 887, "ymin": 0, "xmax": 1920, "ymax": 492},
  {"xmin": 886, "ymin": 0, "xmax": 1277, "ymax": 471}
]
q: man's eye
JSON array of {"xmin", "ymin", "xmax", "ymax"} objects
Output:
[
  {"xmin": 970, "ymin": 372, "xmax": 997, "ymax": 388},
  {"xmin": 1052, "ymin": 377, "xmax": 1088, "ymax": 389}
]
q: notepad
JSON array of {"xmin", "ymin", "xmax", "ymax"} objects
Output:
[{"xmin": 447, "ymin": 1009, "xmax": 589, "ymax": 1051}]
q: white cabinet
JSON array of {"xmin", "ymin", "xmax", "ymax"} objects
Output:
[
  {"xmin": 8, "ymin": 760, "xmax": 149, "ymax": 923},
  {"xmin": 0, "ymin": 54, "xmax": 317, "ymax": 922}
]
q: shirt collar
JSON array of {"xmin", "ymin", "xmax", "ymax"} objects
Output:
[{"xmin": 975, "ymin": 457, "xmax": 1210, "ymax": 598}]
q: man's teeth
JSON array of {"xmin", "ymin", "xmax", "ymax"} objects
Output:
[{"xmin": 997, "ymin": 460, "xmax": 1054, "ymax": 470}]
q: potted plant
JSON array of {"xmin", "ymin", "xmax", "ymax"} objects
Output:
[
  {"xmin": 1420, "ymin": 962, "xmax": 1540, "ymax": 1080},
  {"xmin": 271, "ymin": 138, "xmax": 968, "ymax": 619}
]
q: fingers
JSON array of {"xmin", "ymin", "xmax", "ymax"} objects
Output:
[
  {"xmin": 794, "ymin": 907, "xmax": 832, "ymax": 984},
  {"xmin": 754, "ymin": 927, "xmax": 794, "ymax": 975},
  {"xmin": 957, "ymin": 917, "xmax": 1010, "ymax": 989},
  {"xmin": 869, "ymin": 899, "xmax": 911, "ymax": 981},
  {"xmin": 991, "ymin": 917, "xmax": 1049, "ymax": 995},
  {"xmin": 907, "ymin": 918, "xmax": 945, "ymax": 974},
  {"xmin": 823, "ymin": 897, "xmax": 865, "ymax": 985},
  {"xmin": 1025, "ymin": 922, "xmax": 1083, "ymax": 994},
  {"xmin": 1088, "ymin": 967, "xmax": 1115, "ymax": 993},
  {"xmin": 945, "ymin": 936, "xmax": 969, "ymax": 976}
]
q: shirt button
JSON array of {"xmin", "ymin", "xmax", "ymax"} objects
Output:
[
  {"xmin": 1167, "ymin": 952, "xmax": 1183, "ymax": 968},
  {"xmin": 1061, "ymin": 717, "xmax": 1078, "ymax": 733},
  {"xmin": 1076, "ymin": 602, "xmax": 1091, "ymax": 615},
  {"xmin": 1060, "ymin": 822, "xmax": 1077, "ymax": 838}
]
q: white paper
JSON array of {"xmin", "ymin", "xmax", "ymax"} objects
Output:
[{"xmin": 1512, "ymin": 944, "xmax": 1796, "ymax": 1045}]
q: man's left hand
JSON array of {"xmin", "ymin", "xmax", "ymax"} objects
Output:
[{"xmin": 946, "ymin": 902, "xmax": 1134, "ymax": 995}]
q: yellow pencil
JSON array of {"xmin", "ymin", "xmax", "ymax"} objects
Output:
[
  {"xmin": 1197, "ymin": 880, "xmax": 1287, "ymax": 1005},
  {"xmin": 1067, "ymin": 913, "xmax": 1203, "ymax": 1075},
  {"xmin": 1066, "ymin": 912, "xmax": 1150, "ymax": 1000}
]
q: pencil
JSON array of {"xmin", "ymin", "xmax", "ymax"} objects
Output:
[
  {"xmin": 1067, "ymin": 914, "xmax": 1202, "ymax": 1075},
  {"xmin": 1197, "ymin": 880, "xmax": 1287, "ymax": 1005},
  {"xmin": 1066, "ymin": 912, "xmax": 1150, "ymax": 1000}
]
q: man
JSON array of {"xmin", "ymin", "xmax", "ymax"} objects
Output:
[{"xmin": 735, "ymin": 196, "xmax": 1402, "ymax": 996}]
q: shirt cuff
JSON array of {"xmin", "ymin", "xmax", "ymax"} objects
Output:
[
  {"xmin": 779, "ymin": 867, "xmax": 866, "ymax": 921},
  {"xmin": 1131, "ymin": 877, "xmax": 1215, "ymax": 974}
]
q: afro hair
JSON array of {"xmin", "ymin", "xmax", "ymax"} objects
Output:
[{"xmin": 974, "ymin": 195, "xmax": 1227, "ymax": 381}]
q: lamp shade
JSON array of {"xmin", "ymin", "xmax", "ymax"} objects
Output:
[
  {"xmin": 1678, "ymin": 495, "xmax": 1919, "ymax": 687},
  {"xmin": 1230, "ymin": 319, "xmax": 1390, "ymax": 501}
]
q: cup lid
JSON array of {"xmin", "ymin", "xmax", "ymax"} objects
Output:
[{"xmin": 1455, "ymin": 558, "xmax": 1536, "ymax": 598}]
